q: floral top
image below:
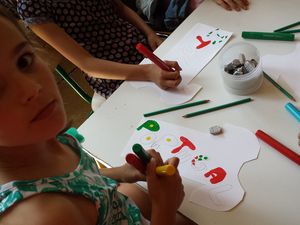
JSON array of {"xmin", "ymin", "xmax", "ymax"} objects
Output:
[
  {"xmin": 16, "ymin": 0, "xmax": 148, "ymax": 98},
  {"xmin": 0, "ymin": 135, "xmax": 143, "ymax": 224}
]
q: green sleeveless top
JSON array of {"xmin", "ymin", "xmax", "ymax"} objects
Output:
[{"xmin": 0, "ymin": 135, "xmax": 142, "ymax": 225}]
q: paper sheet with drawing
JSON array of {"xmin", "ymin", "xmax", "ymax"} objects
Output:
[
  {"xmin": 122, "ymin": 119, "xmax": 260, "ymax": 211},
  {"xmin": 129, "ymin": 23, "xmax": 232, "ymax": 104}
]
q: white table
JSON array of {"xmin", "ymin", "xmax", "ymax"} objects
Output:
[{"xmin": 78, "ymin": 1, "xmax": 300, "ymax": 224}]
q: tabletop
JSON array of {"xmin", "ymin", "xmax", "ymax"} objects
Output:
[{"xmin": 78, "ymin": 0, "xmax": 300, "ymax": 224}]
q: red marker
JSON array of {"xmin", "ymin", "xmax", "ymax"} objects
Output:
[
  {"xmin": 136, "ymin": 43, "xmax": 175, "ymax": 72},
  {"xmin": 255, "ymin": 130, "xmax": 300, "ymax": 165},
  {"xmin": 125, "ymin": 152, "xmax": 176, "ymax": 176},
  {"xmin": 125, "ymin": 153, "xmax": 146, "ymax": 174}
]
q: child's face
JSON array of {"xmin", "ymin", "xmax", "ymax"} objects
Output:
[{"xmin": 0, "ymin": 17, "xmax": 67, "ymax": 147}]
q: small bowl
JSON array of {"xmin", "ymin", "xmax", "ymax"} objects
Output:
[{"xmin": 219, "ymin": 42, "xmax": 263, "ymax": 95}]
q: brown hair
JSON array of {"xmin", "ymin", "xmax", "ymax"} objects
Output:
[{"xmin": 0, "ymin": 5, "xmax": 27, "ymax": 37}]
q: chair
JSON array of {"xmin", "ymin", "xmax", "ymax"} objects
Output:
[{"xmin": 55, "ymin": 64, "xmax": 92, "ymax": 105}]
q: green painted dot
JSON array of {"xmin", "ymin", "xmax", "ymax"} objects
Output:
[
  {"xmin": 204, "ymin": 156, "xmax": 208, "ymax": 160},
  {"xmin": 212, "ymin": 40, "xmax": 216, "ymax": 44}
]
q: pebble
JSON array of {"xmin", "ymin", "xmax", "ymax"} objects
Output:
[
  {"xmin": 224, "ymin": 54, "xmax": 258, "ymax": 75},
  {"xmin": 209, "ymin": 126, "xmax": 223, "ymax": 135}
]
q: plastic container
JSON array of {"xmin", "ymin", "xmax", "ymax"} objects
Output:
[{"xmin": 219, "ymin": 42, "xmax": 263, "ymax": 95}]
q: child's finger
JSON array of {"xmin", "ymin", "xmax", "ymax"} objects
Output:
[
  {"xmin": 166, "ymin": 157, "xmax": 180, "ymax": 168},
  {"xmin": 147, "ymin": 149, "xmax": 164, "ymax": 165},
  {"xmin": 164, "ymin": 60, "xmax": 182, "ymax": 71},
  {"xmin": 146, "ymin": 158, "xmax": 157, "ymax": 177}
]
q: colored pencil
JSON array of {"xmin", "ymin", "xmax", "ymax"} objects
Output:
[
  {"xmin": 136, "ymin": 43, "xmax": 175, "ymax": 72},
  {"xmin": 144, "ymin": 100, "xmax": 210, "ymax": 117},
  {"xmin": 274, "ymin": 21, "xmax": 300, "ymax": 32},
  {"xmin": 255, "ymin": 130, "xmax": 300, "ymax": 165},
  {"xmin": 182, "ymin": 98, "xmax": 252, "ymax": 118},
  {"xmin": 263, "ymin": 72, "xmax": 296, "ymax": 102},
  {"xmin": 277, "ymin": 29, "xmax": 300, "ymax": 34}
]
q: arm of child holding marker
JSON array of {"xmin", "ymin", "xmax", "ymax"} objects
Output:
[{"xmin": 146, "ymin": 152, "xmax": 184, "ymax": 225}]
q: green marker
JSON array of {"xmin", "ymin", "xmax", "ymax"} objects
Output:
[
  {"xmin": 132, "ymin": 143, "xmax": 152, "ymax": 164},
  {"xmin": 242, "ymin": 31, "xmax": 294, "ymax": 41}
]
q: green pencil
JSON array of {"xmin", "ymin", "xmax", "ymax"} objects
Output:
[
  {"xmin": 183, "ymin": 98, "xmax": 252, "ymax": 118},
  {"xmin": 276, "ymin": 29, "xmax": 300, "ymax": 34},
  {"xmin": 144, "ymin": 100, "xmax": 210, "ymax": 117},
  {"xmin": 263, "ymin": 72, "xmax": 296, "ymax": 102},
  {"xmin": 274, "ymin": 21, "xmax": 300, "ymax": 32}
]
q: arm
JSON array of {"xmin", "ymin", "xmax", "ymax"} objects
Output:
[
  {"xmin": 0, "ymin": 193, "xmax": 94, "ymax": 225},
  {"xmin": 112, "ymin": 0, "xmax": 162, "ymax": 50},
  {"xmin": 29, "ymin": 23, "xmax": 181, "ymax": 89},
  {"xmin": 215, "ymin": 0, "xmax": 249, "ymax": 11},
  {"xmin": 100, "ymin": 163, "xmax": 146, "ymax": 183}
]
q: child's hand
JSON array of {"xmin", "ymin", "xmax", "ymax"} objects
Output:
[
  {"xmin": 215, "ymin": 0, "xmax": 249, "ymax": 11},
  {"xmin": 146, "ymin": 150, "xmax": 185, "ymax": 215},
  {"xmin": 145, "ymin": 61, "xmax": 182, "ymax": 90},
  {"xmin": 119, "ymin": 163, "xmax": 146, "ymax": 183},
  {"xmin": 147, "ymin": 33, "xmax": 163, "ymax": 51}
]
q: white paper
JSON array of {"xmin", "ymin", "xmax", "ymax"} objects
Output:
[
  {"xmin": 122, "ymin": 119, "xmax": 260, "ymax": 211},
  {"xmin": 129, "ymin": 23, "xmax": 233, "ymax": 104},
  {"xmin": 262, "ymin": 43, "xmax": 300, "ymax": 98}
]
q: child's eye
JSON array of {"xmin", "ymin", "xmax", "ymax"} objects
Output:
[{"xmin": 17, "ymin": 53, "xmax": 34, "ymax": 70}]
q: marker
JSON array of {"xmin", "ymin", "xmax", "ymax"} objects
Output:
[
  {"xmin": 263, "ymin": 72, "xmax": 296, "ymax": 102},
  {"xmin": 156, "ymin": 164, "xmax": 176, "ymax": 176},
  {"xmin": 255, "ymin": 130, "xmax": 300, "ymax": 165},
  {"xmin": 285, "ymin": 103, "xmax": 300, "ymax": 122},
  {"xmin": 144, "ymin": 100, "xmax": 210, "ymax": 117},
  {"xmin": 136, "ymin": 43, "xmax": 175, "ymax": 72},
  {"xmin": 241, "ymin": 31, "xmax": 295, "ymax": 41},
  {"xmin": 131, "ymin": 143, "xmax": 176, "ymax": 176},
  {"xmin": 183, "ymin": 98, "xmax": 252, "ymax": 118},
  {"xmin": 132, "ymin": 143, "xmax": 152, "ymax": 164},
  {"xmin": 125, "ymin": 153, "xmax": 146, "ymax": 174}
]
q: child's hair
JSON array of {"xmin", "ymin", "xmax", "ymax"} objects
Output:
[{"xmin": 0, "ymin": 5, "xmax": 26, "ymax": 36}]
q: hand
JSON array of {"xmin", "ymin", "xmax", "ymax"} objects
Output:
[
  {"xmin": 118, "ymin": 163, "xmax": 146, "ymax": 183},
  {"xmin": 147, "ymin": 33, "xmax": 163, "ymax": 51},
  {"xmin": 144, "ymin": 61, "xmax": 182, "ymax": 89},
  {"xmin": 146, "ymin": 150, "xmax": 185, "ymax": 215},
  {"xmin": 215, "ymin": 0, "xmax": 249, "ymax": 11}
]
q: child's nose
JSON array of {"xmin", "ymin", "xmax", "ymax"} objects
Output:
[{"xmin": 17, "ymin": 77, "xmax": 42, "ymax": 104}]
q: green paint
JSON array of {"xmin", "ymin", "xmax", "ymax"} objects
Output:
[
  {"xmin": 212, "ymin": 40, "xmax": 216, "ymax": 44},
  {"xmin": 197, "ymin": 155, "xmax": 208, "ymax": 161},
  {"xmin": 137, "ymin": 120, "xmax": 160, "ymax": 132}
]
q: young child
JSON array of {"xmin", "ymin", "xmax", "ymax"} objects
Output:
[
  {"xmin": 0, "ymin": 7, "xmax": 196, "ymax": 225},
  {"xmin": 1, "ymin": 0, "xmax": 182, "ymax": 99}
]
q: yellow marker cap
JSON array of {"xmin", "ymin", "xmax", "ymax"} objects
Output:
[{"xmin": 155, "ymin": 165, "xmax": 176, "ymax": 176}]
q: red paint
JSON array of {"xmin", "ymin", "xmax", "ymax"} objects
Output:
[
  {"xmin": 125, "ymin": 153, "xmax": 146, "ymax": 174},
  {"xmin": 171, "ymin": 136, "xmax": 196, "ymax": 154},
  {"xmin": 196, "ymin": 36, "xmax": 211, "ymax": 49},
  {"xmin": 256, "ymin": 129, "xmax": 300, "ymax": 165},
  {"xmin": 204, "ymin": 167, "xmax": 226, "ymax": 184}
]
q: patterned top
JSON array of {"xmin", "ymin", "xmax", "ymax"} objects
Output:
[
  {"xmin": 17, "ymin": 0, "xmax": 148, "ymax": 98},
  {"xmin": 0, "ymin": 135, "xmax": 143, "ymax": 225}
]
